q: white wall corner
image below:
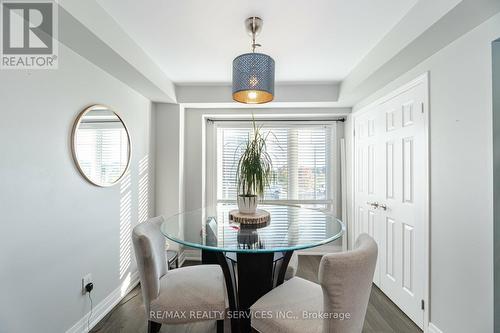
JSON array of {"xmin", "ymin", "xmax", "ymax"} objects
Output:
[
  {"xmin": 154, "ymin": 103, "xmax": 185, "ymax": 218},
  {"xmin": 182, "ymin": 248, "xmax": 202, "ymax": 263},
  {"xmin": 428, "ymin": 323, "xmax": 444, "ymax": 333},
  {"xmin": 178, "ymin": 105, "xmax": 186, "ymax": 213},
  {"xmin": 65, "ymin": 271, "xmax": 140, "ymax": 333},
  {"xmin": 339, "ymin": 0, "xmax": 500, "ymax": 105},
  {"xmin": 57, "ymin": 0, "xmax": 176, "ymax": 102},
  {"xmin": 343, "ymin": 114, "xmax": 354, "ymax": 250}
]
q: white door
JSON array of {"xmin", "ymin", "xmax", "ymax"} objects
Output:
[
  {"xmin": 353, "ymin": 77, "xmax": 428, "ymax": 329},
  {"xmin": 353, "ymin": 106, "xmax": 383, "ymax": 286}
]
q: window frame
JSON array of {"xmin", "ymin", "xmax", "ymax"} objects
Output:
[
  {"xmin": 206, "ymin": 120, "xmax": 338, "ymax": 214},
  {"xmin": 75, "ymin": 122, "xmax": 129, "ymax": 185}
]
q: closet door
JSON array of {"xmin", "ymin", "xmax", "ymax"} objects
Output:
[
  {"xmin": 353, "ymin": 106, "xmax": 383, "ymax": 286},
  {"xmin": 354, "ymin": 80, "xmax": 427, "ymax": 329}
]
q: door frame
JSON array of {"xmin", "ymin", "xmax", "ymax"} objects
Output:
[{"xmin": 349, "ymin": 72, "xmax": 430, "ymax": 332}]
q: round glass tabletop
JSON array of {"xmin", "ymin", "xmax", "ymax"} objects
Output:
[{"xmin": 160, "ymin": 203, "xmax": 345, "ymax": 253}]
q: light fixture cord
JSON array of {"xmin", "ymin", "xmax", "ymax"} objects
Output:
[
  {"xmin": 252, "ymin": 17, "xmax": 256, "ymax": 52},
  {"xmin": 250, "ymin": 17, "xmax": 262, "ymax": 52}
]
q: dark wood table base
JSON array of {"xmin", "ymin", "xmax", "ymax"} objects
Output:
[{"xmin": 202, "ymin": 250, "xmax": 294, "ymax": 333}]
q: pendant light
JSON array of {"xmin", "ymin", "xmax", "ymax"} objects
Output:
[{"xmin": 232, "ymin": 17, "xmax": 275, "ymax": 104}]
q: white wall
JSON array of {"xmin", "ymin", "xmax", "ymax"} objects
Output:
[
  {"xmin": 493, "ymin": 38, "xmax": 500, "ymax": 333},
  {"xmin": 348, "ymin": 12, "xmax": 500, "ymax": 333},
  {"xmin": 154, "ymin": 103, "xmax": 185, "ymax": 218},
  {"xmin": 0, "ymin": 43, "xmax": 154, "ymax": 332},
  {"xmin": 58, "ymin": 0, "xmax": 177, "ymax": 102}
]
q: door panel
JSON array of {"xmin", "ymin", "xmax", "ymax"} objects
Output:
[
  {"xmin": 354, "ymin": 81, "xmax": 427, "ymax": 329},
  {"xmin": 402, "ymin": 223, "xmax": 414, "ymax": 294},
  {"xmin": 402, "ymin": 137, "xmax": 414, "ymax": 203},
  {"xmin": 354, "ymin": 110, "xmax": 382, "ymax": 286},
  {"xmin": 385, "ymin": 216, "xmax": 396, "ymax": 281},
  {"xmin": 386, "ymin": 141, "xmax": 395, "ymax": 199}
]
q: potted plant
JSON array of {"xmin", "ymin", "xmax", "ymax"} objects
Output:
[{"xmin": 236, "ymin": 117, "xmax": 273, "ymax": 214}]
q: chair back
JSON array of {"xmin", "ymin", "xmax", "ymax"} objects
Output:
[
  {"xmin": 132, "ymin": 216, "xmax": 168, "ymax": 312},
  {"xmin": 318, "ymin": 234, "xmax": 378, "ymax": 333}
]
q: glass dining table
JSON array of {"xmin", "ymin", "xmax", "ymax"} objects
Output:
[{"xmin": 160, "ymin": 203, "xmax": 344, "ymax": 333}]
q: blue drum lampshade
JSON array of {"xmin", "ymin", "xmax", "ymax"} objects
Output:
[{"xmin": 232, "ymin": 52, "xmax": 275, "ymax": 104}]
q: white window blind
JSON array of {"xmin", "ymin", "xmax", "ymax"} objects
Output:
[
  {"xmin": 75, "ymin": 123, "xmax": 128, "ymax": 184},
  {"xmin": 216, "ymin": 123, "xmax": 334, "ymax": 209}
]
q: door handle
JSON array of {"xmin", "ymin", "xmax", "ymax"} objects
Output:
[
  {"xmin": 379, "ymin": 203, "xmax": 388, "ymax": 211},
  {"xmin": 366, "ymin": 201, "xmax": 379, "ymax": 209}
]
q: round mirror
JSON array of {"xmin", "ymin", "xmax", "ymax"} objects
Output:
[{"xmin": 71, "ymin": 105, "xmax": 131, "ymax": 187}]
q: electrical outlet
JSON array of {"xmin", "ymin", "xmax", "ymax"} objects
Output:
[{"xmin": 82, "ymin": 273, "xmax": 93, "ymax": 295}]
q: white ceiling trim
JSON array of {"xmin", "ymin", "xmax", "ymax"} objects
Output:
[
  {"xmin": 57, "ymin": 0, "xmax": 177, "ymax": 103},
  {"xmin": 176, "ymin": 83, "xmax": 340, "ymax": 105},
  {"xmin": 339, "ymin": 0, "xmax": 500, "ymax": 105},
  {"xmin": 181, "ymin": 102, "xmax": 352, "ymax": 109}
]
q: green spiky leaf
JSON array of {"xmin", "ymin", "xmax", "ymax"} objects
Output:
[{"xmin": 236, "ymin": 115, "xmax": 275, "ymax": 197}]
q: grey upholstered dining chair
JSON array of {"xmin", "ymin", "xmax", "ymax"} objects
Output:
[
  {"xmin": 250, "ymin": 234, "xmax": 377, "ymax": 333},
  {"xmin": 284, "ymin": 252, "xmax": 299, "ymax": 280},
  {"xmin": 133, "ymin": 216, "xmax": 226, "ymax": 333}
]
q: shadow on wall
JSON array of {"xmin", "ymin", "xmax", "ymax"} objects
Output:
[
  {"xmin": 493, "ymin": 38, "xmax": 500, "ymax": 333},
  {"xmin": 138, "ymin": 155, "xmax": 150, "ymax": 224},
  {"xmin": 119, "ymin": 155, "xmax": 150, "ymax": 282},
  {"xmin": 118, "ymin": 154, "xmax": 150, "ymax": 294},
  {"xmin": 119, "ymin": 170, "xmax": 132, "ymax": 279}
]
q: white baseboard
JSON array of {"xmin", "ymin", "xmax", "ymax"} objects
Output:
[
  {"xmin": 182, "ymin": 248, "xmax": 201, "ymax": 262},
  {"xmin": 178, "ymin": 250, "xmax": 186, "ymax": 267},
  {"xmin": 65, "ymin": 271, "xmax": 140, "ymax": 333},
  {"xmin": 428, "ymin": 323, "xmax": 444, "ymax": 333},
  {"xmin": 296, "ymin": 244, "xmax": 343, "ymax": 255}
]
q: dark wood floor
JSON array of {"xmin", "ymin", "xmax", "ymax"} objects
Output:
[{"xmin": 92, "ymin": 256, "xmax": 422, "ymax": 333}]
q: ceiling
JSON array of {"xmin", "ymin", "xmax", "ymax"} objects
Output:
[{"xmin": 96, "ymin": 0, "xmax": 418, "ymax": 84}]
